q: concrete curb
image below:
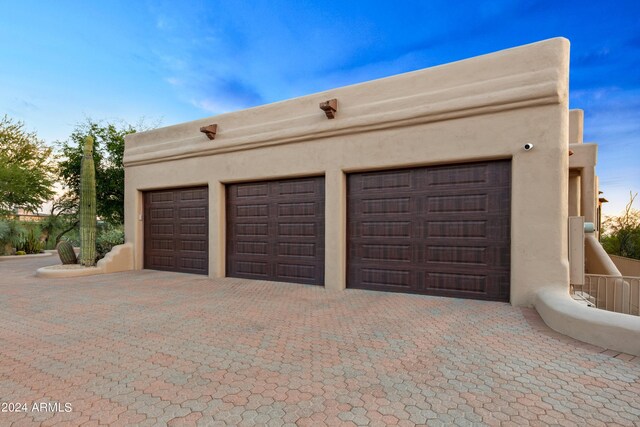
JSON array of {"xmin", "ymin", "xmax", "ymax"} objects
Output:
[
  {"xmin": 0, "ymin": 251, "xmax": 55, "ymax": 261},
  {"xmin": 36, "ymin": 264, "xmax": 104, "ymax": 278}
]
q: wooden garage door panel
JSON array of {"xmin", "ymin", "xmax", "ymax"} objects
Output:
[
  {"xmin": 226, "ymin": 177, "xmax": 325, "ymax": 285},
  {"xmin": 144, "ymin": 187, "xmax": 208, "ymax": 275},
  {"xmin": 348, "ymin": 160, "xmax": 511, "ymax": 302}
]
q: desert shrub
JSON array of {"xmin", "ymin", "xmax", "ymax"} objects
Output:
[
  {"xmin": 14, "ymin": 227, "xmax": 44, "ymax": 254},
  {"xmin": 95, "ymin": 228, "xmax": 124, "ymax": 261},
  {"xmin": 0, "ymin": 219, "xmax": 27, "ymax": 255},
  {"xmin": 601, "ymin": 192, "xmax": 640, "ymax": 260},
  {"xmin": 15, "ymin": 251, "xmax": 26, "ymax": 255},
  {"xmin": 0, "ymin": 220, "xmax": 11, "ymax": 255},
  {"xmin": 0, "ymin": 220, "xmax": 9, "ymax": 240}
]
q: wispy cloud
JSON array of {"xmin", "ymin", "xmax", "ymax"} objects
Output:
[
  {"xmin": 16, "ymin": 97, "xmax": 38, "ymax": 111},
  {"xmin": 574, "ymin": 88, "xmax": 640, "ymax": 144},
  {"xmin": 571, "ymin": 87, "xmax": 640, "ymax": 214},
  {"xmin": 164, "ymin": 77, "xmax": 182, "ymax": 87},
  {"xmin": 189, "ymin": 77, "xmax": 264, "ymax": 114},
  {"xmin": 155, "ymin": 16, "xmax": 169, "ymax": 31},
  {"xmin": 572, "ymin": 47, "xmax": 611, "ymax": 67},
  {"xmin": 143, "ymin": 2, "xmax": 265, "ymax": 115}
]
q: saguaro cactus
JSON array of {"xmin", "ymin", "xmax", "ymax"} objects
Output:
[{"xmin": 79, "ymin": 135, "xmax": 97, "ymax": 266}]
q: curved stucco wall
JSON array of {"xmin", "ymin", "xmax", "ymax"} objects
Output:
[
  {"xmin": 585, "ymin": 233, "xmax": 622, "ymax": 275},
  {"xmin": 124, "ymin": 38, "xmax": 571, "ymax": 307},
  {"xmin": 535, "ymin": 287, "xmax": 640, "ymax": 355}
]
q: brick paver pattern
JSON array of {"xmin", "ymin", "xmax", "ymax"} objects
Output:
[{"xmin": 1, "ymin": 257, "xmax": 639, "ymax": 426}]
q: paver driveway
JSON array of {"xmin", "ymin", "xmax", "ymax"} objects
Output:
[{"xmin": 1, "ymin": 257, "xmax": 639, "ymax": 426}]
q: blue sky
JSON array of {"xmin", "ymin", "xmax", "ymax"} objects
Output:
[{"xmin": 1, "ymin": 0, "xmax": 638, "ymax": 216}]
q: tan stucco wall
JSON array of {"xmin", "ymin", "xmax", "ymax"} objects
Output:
[
  {"xmin": 569, "ymin": 143, "xmax": 598, "ymax": 224},
  {"xmin": 569, "ymin": 109, "xmax": 584, "ymax": 145},
  {"xmin": 124, "ymin": 38, "xmax": 571, "ymax": 307},
  {"xmin": 568, "ymin": 109, "xmax": 600, "ymax": 228},
  {"xmin": 609, "ymin": 255, "xmax": 640, "ymax": 277}
]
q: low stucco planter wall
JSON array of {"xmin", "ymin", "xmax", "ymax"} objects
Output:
[
  {"xmin": 36, "ymin": 243, "xmax": 134, "ymax": 278},
  {"xmin": 535, "ymin": 286, "xmax": 640, "ymax": 356},
  {"xmin": 36, "ymin": 264, "xmax": 102, "ymax": 278}
]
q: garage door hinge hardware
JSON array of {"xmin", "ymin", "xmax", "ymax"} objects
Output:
[
  {"xmin": 200, "ymin": 124, "xmax": 218, "ymax": 140},
  {"xmin": 319, "ymin": 99, "xmax": 338, "ymax": 119}
]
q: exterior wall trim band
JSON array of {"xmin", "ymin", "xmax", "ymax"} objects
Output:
[{"xmin": 125, "ymin": 70, "xmax": 564, "ymax": 167}]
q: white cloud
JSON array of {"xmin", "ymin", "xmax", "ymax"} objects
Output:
[
  {"xmin": 164, "ymin": 77, "xmax": 182, "ymax": 87},
  {"xmin": 190, "ymin": 98, "xmax": 242, "ymax": 115},
  {"xmin": 156, "ymin": 16, "xmax": 168, "ymax": 30}
]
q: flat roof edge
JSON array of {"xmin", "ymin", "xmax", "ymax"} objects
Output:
[{"xmin": 124, "ymin": 38, "xmax": 569, "ymax": 167}]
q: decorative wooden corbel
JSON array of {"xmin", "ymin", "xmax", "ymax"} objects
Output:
[
  {"xmin": 200, "ymin": 124, "xmax": 218, "ymax": 140},
  {"xmin": 319, "ymin": 99, "xmax": 338, "ymax": 119}
]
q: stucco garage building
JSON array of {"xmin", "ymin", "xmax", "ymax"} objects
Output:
[{"xmin": 124, "ymin": 38, "xmax": 573, "ymax": 307}]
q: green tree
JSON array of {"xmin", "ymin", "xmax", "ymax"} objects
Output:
[
  {"xmin": 0, "ymin": 115, "xmax": 55, "ymax": 215},
  {"xmin": 39, "ymin": 193, "xmax": 79, "ymax": 246},
  {"xmin": 57, "ymin": 119, "xmax": 146, "ymax": 225},
  {"xmin": 601, "ymin": 192, "xmax": 640, "ymax": 260}
]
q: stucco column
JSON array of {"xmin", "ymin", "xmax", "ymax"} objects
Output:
[
  {"xmin": 568, "ymin": 172, "xmax": 581, "ymax": 217},
  {"xmin": 581, "ymin": 166, "xmax": 596, "ymax": 224},
  {"xmin": 123, "ymin": 166, "xmax": 144, "ymax": 270},
  {"xmin": 209, "ymin": 181, "xmax": 225, "ymax": 278},
  {"xmin": 509, "ymin": 105, "xmax": 569, "ymax": 306},
  {"xmin": 324, "ymin": 169, "xmax": 346, "ymax": 291}
]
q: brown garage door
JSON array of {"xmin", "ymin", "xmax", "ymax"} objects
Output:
[
  {"xmin": 226, "ymin": 177, "xmax": 325, "ymax": 285},
  {"xmin": 144, "ymin": 187, "xmax": 208, "ymax": 275},
  {"xmin": 347, "ymin": 160, "xmax": 511, "ymax": 301}
]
